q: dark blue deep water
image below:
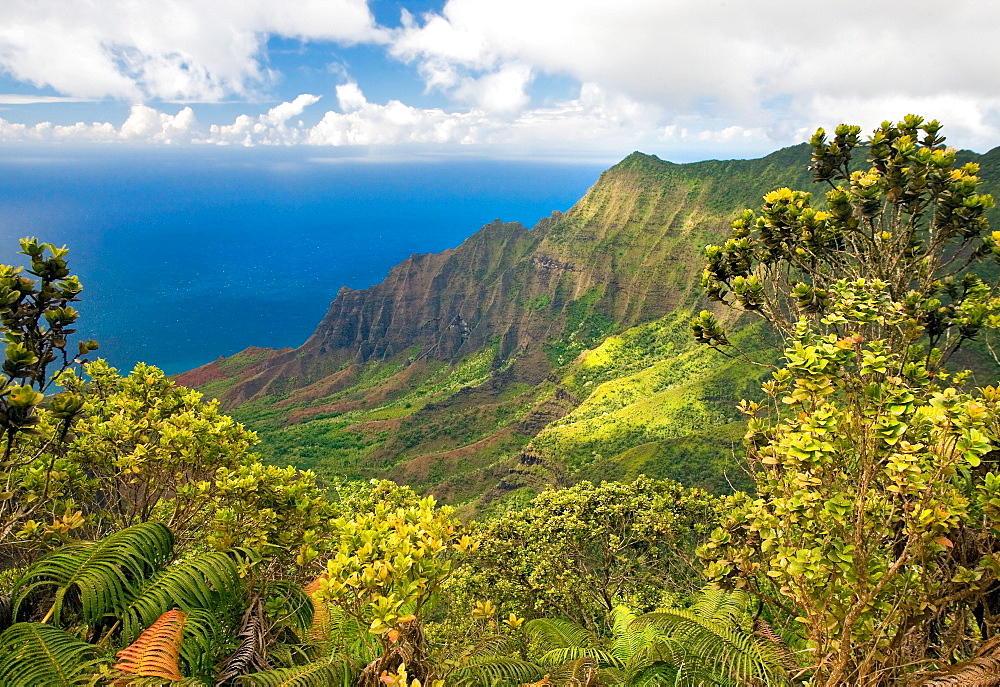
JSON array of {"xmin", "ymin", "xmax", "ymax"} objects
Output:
[{"xmin": 0, "ymin": 147, "xmax": 609, "ymax": 374}]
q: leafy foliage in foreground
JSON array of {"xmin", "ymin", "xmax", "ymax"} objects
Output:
[
  {"xmin": 519, "ymin": 588, "xmax": 791, "ymax": 685},
  {"xmin": 452, "ymin": 477, "xmax": 721, "ymax": 632},
  {"xmin": 0, "ymin": 622, "xmax": 106, "ymax": 687},
  {"xmin": 697, "ymin": 116, "xmax": 1000, "ymax": 683}
]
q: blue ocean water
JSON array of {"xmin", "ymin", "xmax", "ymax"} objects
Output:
[{"xmin": 0, "ymin": 147, "xmax": 610, "ymax": 374}]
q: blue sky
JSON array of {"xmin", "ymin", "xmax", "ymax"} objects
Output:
[{"xmin": 1, "ymin": 0, "xmax": 998, "ymax": 161}]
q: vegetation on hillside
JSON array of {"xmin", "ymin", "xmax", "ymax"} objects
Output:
[{"xmin": 3, "ymin": 116, "xmax": 1000, "ymax": 684}]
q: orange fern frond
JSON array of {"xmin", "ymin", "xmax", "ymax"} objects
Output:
[
  {"xmin": 305, "ymin": 575, "xmax": 331, "ymax": 643},
  {"xmin": 114, "ymin": 608, "xmax": 186, "ymax": 681}
]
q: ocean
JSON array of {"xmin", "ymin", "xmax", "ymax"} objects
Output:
[{"xmin": 0, "ymin": 147, "xmax": 610, "ymax": 374}]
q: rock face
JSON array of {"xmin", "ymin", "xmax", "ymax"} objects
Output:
[
  {"xmin": 305, "ymin": 219, "xmax": 544, "ymax": 365},
  {"xmin": 181, "ymin": 149, "xmax": 796, "ymax": 406}
]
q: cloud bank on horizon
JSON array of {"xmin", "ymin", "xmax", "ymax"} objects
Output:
[{"xmin": 0, "ymin": 0, "xmax": 997, "ymax": 158}]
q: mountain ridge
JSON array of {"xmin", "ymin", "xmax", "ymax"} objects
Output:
[{"xmin": 178, "ymin": 141, "xmax": 1000, "ymax": 506}]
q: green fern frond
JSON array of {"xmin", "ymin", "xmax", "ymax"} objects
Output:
[
  {"xmin": 633, "ymin": 609, "xmax": 787, "ymax": 685},
  {"xmin": 626, "ymin": 660, "xmax": 683, "ymax": 686},
  {"xmin": 268, "ymin": 580, "xmax": 315, "ymax": 637},
  {"xmin": 122, "ymin": 550, "xmax": 241, "ymax": 642},
  {"xmin": 690, "ymin": 587, "xmax": 752, "ymax": 626},
  {"xmin": 177, "ymin": 606, "xmax": 224, "ymax": 679},
  {"xmin": 237, "ymin": 659, "xmax": 348, "ymax": 687},
  {"xmin": 12, "ymin": 522, "xmax": 173, "ymax": 626},
  {"xmin": 540, "ymin": 645, "xmax": 622, "ymax": 668},
  {"xmin": 0, "ymin": 622, "xmax": 108, "ymax": 686},
  {"xmin": 548, "ymin": 656, "xmax": 600, "ymax": 684},
  {"xmin": 610, "ymin": 617, "xmax": 661, "ymax": 665},
  {"xmin": 610, "ymin": 605, "xmax": 638, "ymax": 638},
  {"xmin": 323, "ymin": 605, "xmax": 378, "ymax": 665},
  {"xmin": 448, "ymin": 656, "xmax": 545, "ymax": 686},
  {"xmin": 525, "ymin": 617, "xmax": 601, "ymax": 652}
]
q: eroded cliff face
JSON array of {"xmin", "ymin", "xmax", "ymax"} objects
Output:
[{"xmin": 179, "ymin": 150, "xmax": 755, "ymax": 409}]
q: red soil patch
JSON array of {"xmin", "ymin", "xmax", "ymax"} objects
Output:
[
  {"xmin": 175, "ymin": 360, "xmax": 228, "ymax": 388},
  {"xmin": 390, "ymin": 428, "xmax": 515, "ymax": 484}
]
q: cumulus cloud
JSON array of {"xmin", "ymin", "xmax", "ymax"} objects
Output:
[
  {"xmin": 3, "ymin": 0, "xmax": 1000, "ymax": 156},
  {"xmin": 0, "ymin": 104, "xmax": 197, "ymax": 144},
  {"xmin": 0, "ymin": 0, "xmax": 385, "ymax": 102},
  {"xmin": 309, "ymin": 84, "xmax": 488, "ymax": 145},
  {"xmin": 210, "ymin": 94, "xmax": 321, "ymax": 145},
  {"xmin": 390, "ymin": 0, "xmax": 1000, "ymax": 151}
]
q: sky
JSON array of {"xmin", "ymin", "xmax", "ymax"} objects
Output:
[{"xmin": 0, "ymin": 0, "xmax": 999, "ymax": 161}]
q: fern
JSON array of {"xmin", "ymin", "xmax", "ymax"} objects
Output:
[
  {"xmin": 12, "ymin": 522, "xmax": 173, "ymax": 626},
  {"xmin": 218, "ymin": 600, "xmax": 269, "ymax": 684},
  {"xmin": 270, "ymin": 579, "xmax": 314, "ymax": 638},
  {"xmin": 114, "ymin": 608, "xmax": 188, "ymax": 681},
  {"xmin": 539, "ymin": 645, "xmax": 622, "ymax": 668},
  {"xmin": 323, "ymin": 604, "xmax": 379, "ymax": 666},
  {"xmin": 690, "ymin": 587, "xmax": 751, "ymax": 626},
  {"xmin": 0, "ymin": 622, "xmax": 107, "ymax": 686},
  {"xmin": 631, "ymin": 587, "xmax": 791, "ymax": 686},
  {"xmin": 237, "ymin": 659, "xmax": 349, "ymax": 686},
  {"xmin": 448, "ymin": 656, "xmax": 546, "ymax": 686},
  {"xmin": 304, "ymin": 576, "xmax": 329, "ymax": 643},
  {"xmin": 122, "ymin": 549, "xmax": 241, "ymax": 641},
  {"xmin": 177, "ymin": 606, "xmax": 225, "ymax": 680},
  {"xmin": 525, "ymin": 617, "xmax": 602, "ymax": 652},
  {"xmin": 547, "ymin": 656, "xmax": 600, "ymax": 685}
]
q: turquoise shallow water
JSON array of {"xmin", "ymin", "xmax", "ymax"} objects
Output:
[{"xmin": 0, "ymin": 147, "xmax": 608, "ymax": 374}]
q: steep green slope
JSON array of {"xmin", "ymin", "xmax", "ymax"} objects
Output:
[{"xmin": 179, "ymin": 143, "xmax": 1000, "ymax": 505}]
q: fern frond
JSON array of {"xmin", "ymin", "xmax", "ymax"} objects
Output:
[
  {"xmin": 525, "ymin": 617, "xmax": 601, "ymax": 652},
  {"xmin": 690, "ymin": 586, "xmax": 751, "ymax": 626},
  {"xmin": 610, "ymin": 605, "xmax": 638, "ymax": 638},
  {"xmin": 917, "ymin": 638, "xmax": 1000, "ymax": 685},
  {"xmin": 0, "ymin": 622, "xmax": 107, "ymax": 687},
  {"xmin": 237, "ymin": 659, "xmax": 347, "ymax": 686},
  {"xmin": 114, "ymin": 608, "xmax": 187, "ymax": 681},
  {"xmin": 218, "ymin": 600, "xmax": 268, "ymax": 684},
  {"xmin": 539, "ymin": 645, "xmax": 622, "ymax": 668},
  {"xmin": 610, "ymin": 615, "xmax": 662, "ymax": 665},
  {"xmin": 325, "ymin": 604, "xmax": 378, "ymax": 665},
  {"xmin": 633, "ymin": 609, "xmax": 787, "ymax": 684},
  {"xmin": 303, "ymin": 576, "xmax": 329, "ymax": 644},
  {"xmin": 177, "ymin": 606, "xmax": 224, "ymax": 679},
  {"xmin": 626, "ymin": 661, "xmax": 683, "ymax": 686},
  {"xmin": 13, "ymin": 522, "xmax": 173, "ymax": 626},
  {"xmin": 122, "ymin": 549, "xmax": 241, "ymax": 641},
  {"xmin": 548, "ymin": 656, "xmax": 600, "ymax": 685},
  {"xmin": 448, "ymin": 656, "xmax": 544, "ymax": 686},
  {"xmin": 266, "ymin": 579, "xmax": 313, "ymax": 638}
]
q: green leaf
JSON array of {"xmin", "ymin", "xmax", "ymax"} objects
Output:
[
  {"xmin": 12, "ymin": 522, "xmax": 173, "ymax": 626},
  {"xmin": 0, "ymin": 623, "xmax": 107, "ymax": 686}
]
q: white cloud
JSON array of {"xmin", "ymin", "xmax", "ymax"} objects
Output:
[
  {"xmin": 0, "ymin": 0, "xmax": 385, "ymax": 102},
  {"xmin": 210, "ymin": 94, "xmax": 321, "ymax": 145},
  {"xmin": 0, "ymin": 104, "xmax": 195, "ymax": 144},
  {"xmin": 454, "ymin": 63, "xmax": 533, "ymax": 114},
  {"xmin": 309, "ymin": 85, "xmax": 489, "ymax": 145},
  {"xmin": 389, "ymin": 0, "xmax": 1000, "ymax": 152},
  {"xmin": 260, "ymin": 94, "xmax": 322, "ymax": 126},
  {"xmin": 2, "ymin": 0, "xmax": 999, "ymax": 156},
  {"xmin": 336, "ymin": 83, "xmax": 368, "ymax": 113},
  {"xmin": 0, "ymin": 95, "xmax": 92, "ymax": 104},
  {"xmin": 119, "ymin": 105, "xmax": 197, "ymax": 143}
]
